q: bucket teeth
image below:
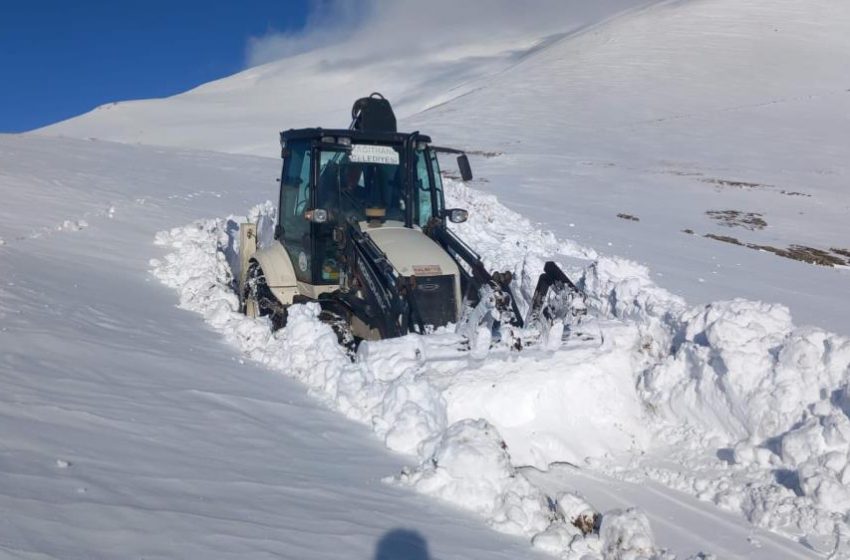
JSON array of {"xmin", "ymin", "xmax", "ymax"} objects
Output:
[{"xmin": 459, "ymin": 261, "xmax": 584, "ymax": 354}]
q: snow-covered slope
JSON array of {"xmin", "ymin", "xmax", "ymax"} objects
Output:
[
  {"xmin": 407, "ymin": 0, "xmax": 850, "ymax": 333},
  {"xmin": 0, "ymin": 134, "xmax": 552, "ymax": 559},
  {"xmin": 40, "ymin": 0, "xmax": 850, "ymax": 336},
  {"xmin": 40, "ymin": 1, "xmax": 653, "ymax": 157},
  {"xmin": 8, "ymin": 0, "xmax": 850, "ymax": 557},
  {"xmin": 4, "ymin": 133, "xmax": 831, "ymax": 558}
]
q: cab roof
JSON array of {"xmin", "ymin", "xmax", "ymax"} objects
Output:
[{"xmin": 280, "ymin": 128, "xmax": 432, "ymax": 145}]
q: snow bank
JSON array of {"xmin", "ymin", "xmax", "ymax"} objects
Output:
[
  {"xmin": 149, "ymin": 181, "xmax": 679, "ymax": 558},
  {"xmin": 448, "ymin": 182, "xmax": 850, "ymax": 551},
  {"xmin": 151, "ymin": 178, "xmax": 850, "ymax": 554},
  {"xmin": 637, "ymin": 299, "xmax": 850, "ymax": 543},
  {"xmin": 644, "ymin": 300, "xmax": 850, "ymax": 442},
  {"xmin": 398, "ymin": 419, "xmax": 552, "ymax": 536}
]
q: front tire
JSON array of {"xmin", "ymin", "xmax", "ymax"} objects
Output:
[{"xmin": 242, "ymin": 262, "xmax": 288, "ymax": 330}]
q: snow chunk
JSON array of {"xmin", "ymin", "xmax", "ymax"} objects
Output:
[
  {"xmin": 557, "ymin": 492, "xmax": 599, "ymax": 535},
  {"xmin": 397, "ymin": 419, "xmax": 552, "ymax": 537},
  {"xmin": 600, "ymin": 509, "xmax": 672, "ymax": 560}
]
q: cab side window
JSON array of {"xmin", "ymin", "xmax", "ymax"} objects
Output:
[
  {"xmin": 415, "ymin": 150, "xmax": 434, "ymax": 226},
  {"xmin": 279, "ymin": 140, "xmax": 313, "ymax": 282},
  {"xmin": 428, "ymin": 149, "xmax": 445, "ymax": 219}
]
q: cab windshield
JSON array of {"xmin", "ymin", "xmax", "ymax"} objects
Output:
[{"xmin": 317, "ymin": 144, "xmax": 441, "ymax": 226}]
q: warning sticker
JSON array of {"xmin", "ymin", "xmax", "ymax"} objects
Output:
[
  {"xmin": 412, "ymin": 264, "xmax": 442, "ymax": 276},
  {"xmin": 349, "ymin": 144, "xmax": 400, "ymax": 165}
]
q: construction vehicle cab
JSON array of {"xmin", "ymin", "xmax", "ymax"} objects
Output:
[
  {"xmin": 276, "ymin": 127, "xmax": 467, "ymax": 285},
  {"xmin": 240, "ymin": 93, "xmax": 580, "ymax": 349}
]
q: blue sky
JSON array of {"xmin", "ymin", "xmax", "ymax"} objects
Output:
[{"xmin": 0, "ymin": 0, "xmax": 311, "ymax": 132}]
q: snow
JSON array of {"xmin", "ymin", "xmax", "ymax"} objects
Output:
[
  {"xmin": 6, "ymin": 0, "xmax": 850, "ymax": 557},
  {"xmin": 403, "ymin": 0, "xmax": 850, "ymax": 335},
  {"xmin": 0, "ymin": 135, "xmax": 551, "ymax": 560},
  {"xmin": 397, "ymin": 419, "xmax": 551, "ymax": 536},
  {"xmin": 38, "ymin": 2, "xmax": 652, "ymax": 156},
  {"xmin": 624, "ymin": 294, "xmax": 850, "ymax": 554},
  {"xmin": 146, "ymin": 170, "xmax": 846, "ymax": 556},
  {"xmin": 644, "ymin": 300, "xmax": 850, "ymax": 443},
  {"xmin": 146, "ymin": 178, "xmax": 705, "ymax": 557},
  {"xmin": 527, "ymin": 464, "xmax": 816, "ymax": 559}
]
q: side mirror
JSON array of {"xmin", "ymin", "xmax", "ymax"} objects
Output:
[
  {"xmin": 443, "ymin": 208, "xmax": 469, "ymax": 224},
  {"xmin": 457, "ymin": 154, "xmax": 473, "ymax": 182}
]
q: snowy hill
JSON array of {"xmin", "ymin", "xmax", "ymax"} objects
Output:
[
  {"xmin": 407, "ymin": 0, "xmax": 850, "ymax": 332},
  {"xmin": 41, "ymin": 0, "xmax": 850, "ymax": 334},
  {"xmin": 6, "ymin": 0, "xmax": 850, "ymax": 558},
  {"xmin": 39, "ymin": 1, "xmax": 652, "ymax": 156}
]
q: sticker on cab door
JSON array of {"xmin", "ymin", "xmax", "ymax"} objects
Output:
[{"xmin": 412, "ymin": 264, "xmax": 442, "ymax": 276}]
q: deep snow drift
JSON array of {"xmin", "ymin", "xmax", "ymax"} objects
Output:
[
  {"xmin": 149, "ymin": 189, "xmax": 677, "ymax": 559},
  {"xmin": 151, "ymin": 174, "xmax": 841, "ymax": 557}
]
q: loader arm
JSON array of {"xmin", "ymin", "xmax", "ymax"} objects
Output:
[
  {"xmin": 426, "ymin": 222, "xmax": 525, "ymax": 328},
  {"xmin": 333, "ymin": 220, "xmax": 426, "ymax": 339},
  {"xmin": 427, "ymin": 222, "xmax": 583, "ymax": 333}
]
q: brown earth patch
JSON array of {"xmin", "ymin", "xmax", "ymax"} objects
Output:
[
  {"xmin": 706, "ymin": 210, "xmax": 767, "ymax": 231},
  {"xmin": 751, "ymin": 245, "xmax": 847, "ymax": 267},
  {"xmin": 700, "ymin": 177, "xmax": 810, "ymax": 198},
  {"xmin": 664, "ymin": 170, "xmax": 704, "ymax": 177},
  {"xmin": 704, "ymin": 233, "xmax": 744, "ymax": 246},
  {"xmin": 701, "ymin": 178, "xmax": 767, "ymax": 189},
  {"xmin": 700, "ymin": 234, "xmax": 849, "ymax": 267},
  {"xmin": 831, "ymin": 248, "xmax": 850, "ymax": 259}
]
